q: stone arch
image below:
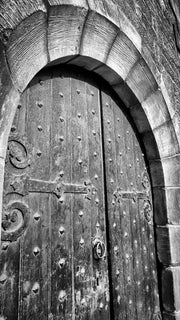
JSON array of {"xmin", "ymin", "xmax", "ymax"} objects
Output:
[{"xmin": 0, "ymin": 1, "xmax": 180, "ymax": 318}]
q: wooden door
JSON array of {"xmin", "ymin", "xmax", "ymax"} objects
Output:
[{"xmin": 0, "ymin": 66, "xmax": 161, "ymax": 320}]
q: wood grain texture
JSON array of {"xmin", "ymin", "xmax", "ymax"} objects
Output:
[
  {"xmin": 6, "ymin": 11, "xmax": 48, "ymax": 92},
  {"xmin": 48, "ymin": 5, "xmax": 88, "ymax": 62},
  {"xmin": 0, "ymin": 66, "xmax": 161, "ymax": 319},
  {"xmin": 0, "ymin": 240, "xmax": 20, "ymax": 319},
  {"xmin": 101, "ymin": 87, "xmax": 160, "ymax": 319}
]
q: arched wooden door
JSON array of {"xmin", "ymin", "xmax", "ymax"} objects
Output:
[{"xmin": 0, "ymin": 66, "xmax": 161, "ymax": 320}]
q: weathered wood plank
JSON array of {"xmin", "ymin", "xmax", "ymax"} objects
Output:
[
  {"xmin": 1, "ymin": 65, "xmax": 161, "ymax": 320},
  {"xmin": 86, "ymin": 82, "xmax": 110, "ymax": 319},
  {"xmin": 50, "ymin": 72, "xmax": 72, "ymax": 318},
  {"xmin": 101, "ymin": 92, "xmax": 126, "ymax": 319},
  {"xmin": 18, "ymin": 74, "xmax": 52, "ymax": 319},
  {"xmin": 0, "ymin": 240, "xmax": 20, "ymax": 319}
]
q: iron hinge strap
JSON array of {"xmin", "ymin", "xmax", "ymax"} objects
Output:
[
  {"xmin": 7, "ymin": 175, "xmax": 93, "ymax": 199},
  {"xmin": 113, "ymin": 190, "xmax": 149, "ymax": 202}
]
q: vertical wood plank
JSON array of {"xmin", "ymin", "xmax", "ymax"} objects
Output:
[
  {"xmin": 70, "ymin": 76, "xmax": 92, "ymax": 319},
  {"xmin": 100, "ymin": 91, "xmax": 122, "ymax": 320},
  {"xmin": 122, "ymin": 115, "xmax": 137, "ymax": 320},
  {"xmin": 0, "ymin": 93, "xmax": 27, "ymax": 320},
  {"xmin": 86, "ymin": 82, "xmax": 110, "ymax": 319},
  {"xmin": 19, "ymin": 74, "xmax": 52, "ymax": 320},
  {"xmin": 0, "ymin": 241, "xmax": 20, "ymax": 319},
  {"xmin": 1, "ymin": 65, "xmax": 161, "ymax": 320},
  {"xmin": 50, "ymin": 72, "xmax": 72, "ymax": 319},
  {"xmin": 102, "ymin": 88, "xmax": 161, "ymax": 320}
]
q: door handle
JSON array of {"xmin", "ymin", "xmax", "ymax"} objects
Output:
[{"xmin": 93, "ymin": 238, "xmax": 106, "ymax": 260}]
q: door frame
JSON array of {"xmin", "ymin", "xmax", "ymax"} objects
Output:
[{"xmin": 0, "ymin": 2, "xmax": 179, "ymax": 319}]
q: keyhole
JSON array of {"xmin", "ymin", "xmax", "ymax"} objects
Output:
[{"xmin": 96, "ymin": 271, "xmax": 101, "ymax": 287}]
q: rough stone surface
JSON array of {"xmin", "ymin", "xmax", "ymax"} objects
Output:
[
  {"xmin": 6, "ymin": 11, "xmax": 48, "ymax": 91},
  {"xmin": 0, "ymin": 41, "xmax": 20, "ymax": 141},
  {"xmin": 0, "ymin": 0, "xmax": 46, "ymax": 44},
  {"xmin": 125, "ymin": 58, "xmax": 158, "ymax": 103},
  {"xmin": 106, "ymin": 31, "xmax": 140, "ymax": 80},
  {"xmin": 163, "ymin": 311, "xmax": 180, "ymax": 320},
  {"xmin": 48, "ymin": 5, "xmax": 88, "ymax": 61},
  {"xmin": 162, "ymin": 267, "xmax": 180, "ymax": 312},
  {"xmin": 80, "ymin": 11, "xmax": 119, "ymax": 63},
  {"xmin": 150, "ymin": 155, "xmax": 180, "ymax": 187},
  {"xmin": 156, "ymin": 225, "xmax": 180, "ymax": 265},
  {"xmin": 152, "ymin": 121, "xmax": 180, "ymax": 158},
  {"xmin": 153, "ymin": 187, "xmax": 180, "ymax": 225}
]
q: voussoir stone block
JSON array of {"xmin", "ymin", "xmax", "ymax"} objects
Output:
[
  {"xmin": 156, "ymin": 225, "xmax": 180, "ymax": 265},
  {"xmin": 48, "ymin": 0, "xmax": 88, "ymax": 6},
  {"xmin": 67, "ymin": 55, "xmax": 102, "ymax": 72},
  {"xmin": 153, "ymin": 187, "xmax": 167, "ymax": 225},
  {"xmin": 150, "ymin": 155, "xmax": 180, "ymax": 188},
  {"xmin": 0, "ymin": 157, "xmax": 5, "ymax": 242},
  {"xmin": 162, "ymin": 267, "xmax": 180, "ymax": 313},
  {"xmin": 0, "ymin": 0, "xmax": 46, "ymax": 39},
  {"xmin": 0, "ymin": 42, "xmax": 20, "ymax": 153},
  {"xmin": 142, "ymin": 90, "xmax": 171, "ymax": 130},
  {"xmin": 172, "ymin": 113, "xmax": 180, "ymax": 145},
  {"xmin": 153, "ymin": 187, "xmax": 180, "ymax": 226},
  {"xmin": 163, "ymin": 312, "xmax": 180, "ymax": 320},
  {"xmin": 80, "ymin": 11, "xmax": 119, "ymax": 63},
  {"xmin": 125, "ymin": 58, "xmax": 158, "ymax": 103},
  {"xmin": 48, "ymin": 5, "xmax": 88, "ymax": 61},
  {"xmin": 106, "ymin": 31, "xmax": 140, "ymax": 80},
  {"xmin": 87, "ymin": 0, "xmax": 142, "ymax": 52},
  {"xmin": 142, "ymin": 131, "xmax": 160, "ymax": 160},
  {"xmin": 117, "ymin": 6, "xmax": 141, "ymax": 52},
  {"xmin": 87, "ymin": 0, "xmax": 120, "ymax": 27},
  {"xmin": 6, "ymin": 11, "xmax": 48, "ymax": 92},
  {"xmin": 113, "ymin": 81, "xmax": 139, "ymax": 108},
  {"xmin": 94, "ymin": 64, "xmax": 122, "ymax": 86},
  {"xmin": 152, "ymin": 121, "xmax": 179, "ymax": 159}
]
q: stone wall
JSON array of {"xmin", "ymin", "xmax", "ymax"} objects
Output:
[
  {"xmin": 0, "ymin": 1, "xmax": 180, "ymax": 319},
  {"xmin": 112, "ymin": 0, "xmax": 180, "ymax": 127}
]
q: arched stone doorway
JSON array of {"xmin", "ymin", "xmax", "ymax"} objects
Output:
[
  {"xmin": 0, "ymin": 2, "xmax": 179, "ymax": 319},
  {"xmin": 1, "ymin": 64, "xmax": 161, "ymax": 319}
]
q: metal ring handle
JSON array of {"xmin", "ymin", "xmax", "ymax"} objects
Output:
[{"xmin": 93, "ymin": 240, "xmax": 106, "ymax": 260}]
